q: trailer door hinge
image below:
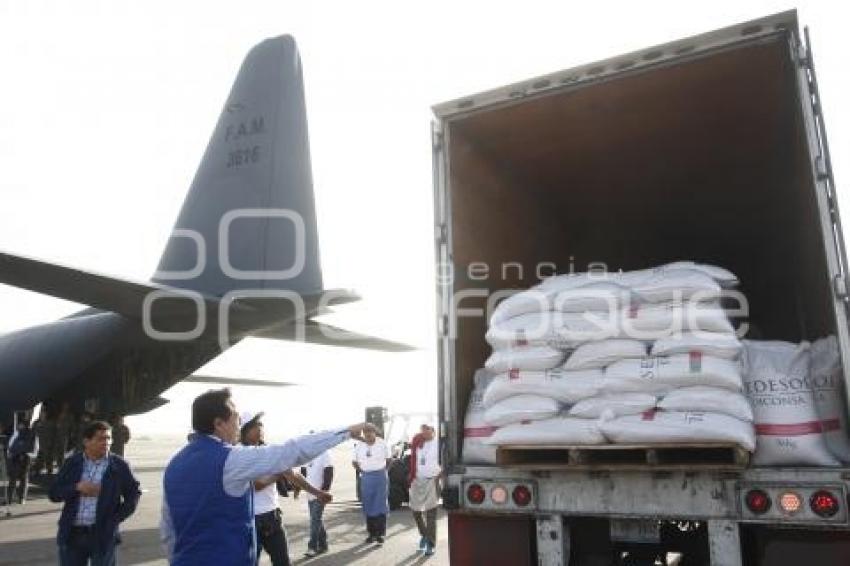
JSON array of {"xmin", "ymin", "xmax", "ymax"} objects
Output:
[
  {"xmin": 835, "ymin": 275, "xmax": 848, "ymax": 300},
  {"xmin": 435, "ymin": 223, "xmax": 448, "ymax": 244},
  {"xmin": 816, "ymin": 156, "xmax": 829, "ymax": 180},
  {"xmin": 432, "ymin": 128, "xmax": 443, "ymax": 150},
  {"xmin": 797, "ymin": 43, "xmax": 809, "ymax": 66},
  {"xmin": 438, "ymin": 314, "xmax": 450, "ymax": 337}
]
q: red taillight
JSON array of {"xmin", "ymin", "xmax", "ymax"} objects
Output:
[
  {"xmin": 745, "ymin": 489, "xmax": 771, "ymax": 515},
  {"xmin": 512, "ymin": 485, "xmax": 532, "ymax": 507},
  {"xmin": 467, "ymin": 484, "xmax": 486, "ymax": 505},
  {"xmin": 810, "ymin": 490, "xmax": 840, "ymax": 518}
]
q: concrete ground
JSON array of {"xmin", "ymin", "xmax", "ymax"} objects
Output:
[{"xmin": 0, "ymin": 436, "xmax": 448, "ymax": 565}]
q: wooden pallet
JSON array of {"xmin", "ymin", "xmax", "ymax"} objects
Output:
[{"xmin": 496, "ymin": 443, "xmax": 750, "ymax": 470}]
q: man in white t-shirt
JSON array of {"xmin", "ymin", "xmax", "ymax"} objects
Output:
[
  {"xmin": 240, "ymin": 412, "xmax": 332, "ymax": 566},
  {"xmin": 352, "ymin": 424, "xmax": 391, "ymax": 544},
  {"xmin": 409, "ymin": 424, "xmax": 441, "ymax": 556},
  {"xmin": 303, "ymin": 449, "xmax": 333, "ymax": 557}
]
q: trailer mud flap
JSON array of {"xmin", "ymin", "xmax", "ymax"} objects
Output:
[{"xmin": 448, "ymin": 512, "xmax": 535, "ymax": 565}]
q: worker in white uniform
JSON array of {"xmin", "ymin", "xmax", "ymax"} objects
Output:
[
  {"xmin": 240, "ymin": 412, "xmax": 332, "ymax": 566},
  {"xmin": 352, "ymin": 424, "xmax": 391, "ymax": 545},
  {"xmin": 408, "ymin": 424, "xmax": 441, "ymax": 556}
]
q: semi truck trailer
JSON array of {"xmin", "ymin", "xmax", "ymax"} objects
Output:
[{"xmin": 432, "ymin": 10, "xmax": 850, "ymax": 565}]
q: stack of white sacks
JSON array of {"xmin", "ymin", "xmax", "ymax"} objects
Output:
[
  {"xmin": 463, "ymin": 261, "xmax": 757, "ymax": 465},
  {"xmin": 742, "ymin": 336, "xmax": 850, "ymax": 466}
]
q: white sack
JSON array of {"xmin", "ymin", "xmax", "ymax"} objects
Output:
[
  {"xmin": 599, "ymin": 410, "xmax": 756, "ymax": 451},
  {"xmin": 605, "ymin": 354, "xmax": 743, "ymax": 395},
  {"xmin": 487, "ymin": 415, "xmax": 606, "ymax": 446},
  {"xmin": 563, "ymin": 339, "xmax": 648, "ymax": 370},
  {"xmin": 489, "ymin": 289, "xmax": 551, "ymax": 325},
  {"xmin": 810, "ymin": 336, "xmax": 850, "ymax": 462},
  {"xmin": 549, "ymin": 282, "xmax": 636, "ymax": 313},
  {"xmin": 485, "ymin": 346, "xmax": 566, "ymax": 373},
  {"xmin": 537, "ymin": 271, "xmax": 617, "ymax": 293},
  {"xmin": 568, "ymin": 393, "xmax": 657, "ymax": 419},
  {"xmin": 462, "ymin": 369, "xmax": 499, "ymax": 464},
  {"xmin": 483, "ymin": 368, "xmax": 605, "ymax": 408},
  {"xmin": 631, "ymin": 269, "xmax": 722, "ymax": 303},
  {"xmin": 654, "ymin": 261, "xmax": 739, "ymax": 288},
  {"xmin": 651, "ymin": 332, "xmax": 742, "ymax": 360},
  {"xmin": 484, "ymin": 395, "xmax": 561, "ymax": 427},
  {"xmin": 487, "ymin": 311, "xmax": 622, "ymax": 349},
  {"xmin": 490, "ymin": 282, "xmax": 636, "ymax": 325},
  {"xmin": 487, "ymin": 303, "xmax": 733, "ymax": 349},
  {"xmin": 537, "ymin": 261, "xmax": 738, "ymax": 294},
  {"xmin": 621, "ymin": 302, "xmax": 734, "ymax": 337},
  {"xmin": 742, "ymin": 340, "xmax": 839, "ymax": 466},
  {"xmin": 658, "ymin": 386, "xmax": 753, "ymax": 422},
  {"xmin": 486, "ymin": 311, "xmax": 574, "ymax": 349}
]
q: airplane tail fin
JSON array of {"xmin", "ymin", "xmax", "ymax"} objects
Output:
[
  {"xmin": 153, "ymin": 36, "xmax": 322, "ymax": 298},
  {"xmin": 0, "ymin": 37, "xmax": 414, "ymax": 353}
]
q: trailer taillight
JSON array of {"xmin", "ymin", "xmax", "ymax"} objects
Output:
[
  {"xmin": 779, "ymin": 491, "xmax": 803, "ymax": 515},
  {"xmin": 467, "ymin": 483, "xmax": 486, "ymax": 505},
  {"xmin": 745, "ymin": 489, "xmax": 771, "ymax": 515},
  {"xmin": 810, "ymin": 490, "xmax": 840, "ymax": 518},
  {"xmin": 490, "ymin": 485, "xmax": 508, "ymax": 505},
  {"xmin": 512, "ymin": 485, "xmax": 532, "ymax": 507}
]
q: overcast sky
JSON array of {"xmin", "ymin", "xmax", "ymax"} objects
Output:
[{"xmin": 1, "ymin": 1, "xmax": 848, "ymax": 437}]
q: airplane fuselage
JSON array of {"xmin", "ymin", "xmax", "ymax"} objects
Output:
[{"xmin": 0, "ymin": 308, "xmax": 229, "ymax": 424}]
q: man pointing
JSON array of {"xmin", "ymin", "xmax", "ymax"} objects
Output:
[{"xmin": 160, "ymin": 388, "xmax": 366, "ymax": 565}]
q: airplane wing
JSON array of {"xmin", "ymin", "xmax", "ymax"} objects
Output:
[
  {"xmin": 0, "ymin": 251, "xmax": 414, "ymax": 351},
  {"xmin": 252, "ymin": 319, "xmax": 415, "ymax": 352},
  {"xmin": 0, "ymin": 250, "xmax": 227, "ymax": 319},
  {"xmin": 184, "ymin": 374, "xmax": 297, "ymax": 388},
  {"xmin": 0, "ymin": 251, "xmax": 341, "ymax": 327}
]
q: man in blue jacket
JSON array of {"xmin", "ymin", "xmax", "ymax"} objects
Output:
[
  {"xmin": 160, "ymin": 388, "xmax": 367, "ymax": 566},
  {"xmin": 49, "ymin": 420, "xmax": 141, "ymax": 566}
]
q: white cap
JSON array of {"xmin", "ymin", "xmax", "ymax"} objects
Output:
[{"xmin": 240, "ymin": 411, "xmax": 265, "ymax": 429}]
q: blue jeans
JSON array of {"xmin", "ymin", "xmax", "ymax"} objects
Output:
[
  {"xmin": 307, "ymin": 499, "xmax": 327, "ymax": 551},
  {"xmin": 58, "ymin": 528, "xmax": 116, "ymax": 566}
]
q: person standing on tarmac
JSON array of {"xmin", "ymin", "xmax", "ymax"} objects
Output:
[
  {"xmin": 239, "ymin": 411, "xmax": 333, "ymax": 566},
  {"xmin": 408, "ymin": 424, "xmax": 441, "ymax": 556},
  {"xmin": 48, "ymin": 420, "xmax": 141, "ymax": 565},
  {"xmin": 160, "ymin": 388, "xmax": 367, "ymax": 566},
  {"xmin": 110, "ymin": 416, "xmax": 130, "ymax": 458},
  {"xmin": 352, "ymin": 423, "xmax": 391, "ymax": 545},
  {"xmin": 55, "ymin": 403, "xmax": 74, "ymax": 466},
  {"xmin": 34, "ymin": 408, "xmax": 57, "ymax": 476},
  {"xmin": 6, "ymin": 418, "xmax": 39, "ymax": 509},
  {"xmin": 303, "ymin": 444, "xmax": 334, "ymax": 558}
]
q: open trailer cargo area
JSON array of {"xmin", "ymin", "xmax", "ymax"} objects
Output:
[{"xmin": 432, "ymin": 10, "xmax": 850, "ymax": 565}]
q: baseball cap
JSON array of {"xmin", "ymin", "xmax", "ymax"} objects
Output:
[{"xmin": 240, "ymin": 411, "xmax": 265, "ymax": 430}]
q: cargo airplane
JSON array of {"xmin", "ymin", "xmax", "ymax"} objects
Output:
[{"xmin": 0, "ymin": 36, "xmax": 411, "ymax": 427}]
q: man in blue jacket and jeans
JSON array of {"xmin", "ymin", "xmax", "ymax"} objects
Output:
[{"xmin": 49, "ymin": 420, "xmax": 141, "ymax": 566}]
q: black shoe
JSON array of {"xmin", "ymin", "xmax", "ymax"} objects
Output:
[
  {"xmin": 316, "ymin": 547, "xmax": 328, "ymax": 555},
  {"xmin": 364, "ymin": 536, "xmax": 375, "ymax": 544},
  {"xmin": 375, "ymin": 536, "xmax": 384, "ymax": 545}
]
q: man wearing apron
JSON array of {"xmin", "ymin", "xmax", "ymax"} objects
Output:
[
  {"xmin": 352, "ymin": 424, "xmax": 390, "ymax": 545},
  {"xmin": 408, "ymin": 424, "xmax": 441, "ymax": 556}
]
